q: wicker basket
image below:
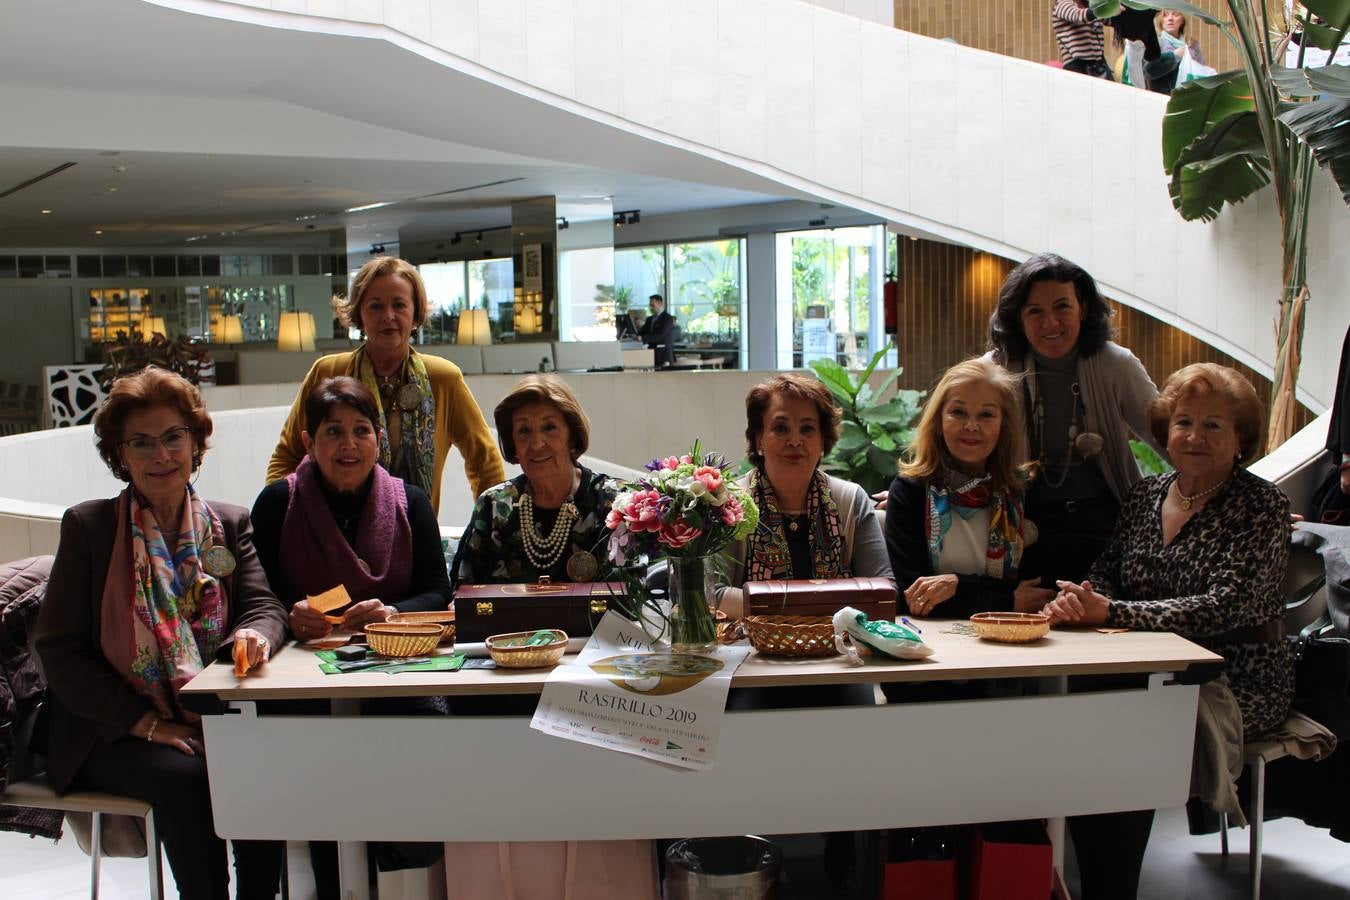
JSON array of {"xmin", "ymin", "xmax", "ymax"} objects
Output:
[
  {"xmin": 364, "ymin": 622, "xmax": 445, "ymax": 657},
  {"xmin": 486, "ymin": 630, "xmax": 569, "ymax": 669},
  {"xmin": 388, "ymin": 610, "xmax": 456, "ymax": 645},
  {"xmin": 744, "ymin": 615, "xmax": 839, "ymax": 658},
  {"xmin": 969, "ymin": 611, "xmax": 1050, "ymax": 644}
]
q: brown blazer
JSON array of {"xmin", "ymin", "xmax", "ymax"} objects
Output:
[{"xmin": 34, "ymin": 497, "xmax": 287, "ymax": 793}]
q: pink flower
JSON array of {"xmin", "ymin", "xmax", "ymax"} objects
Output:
[
  {"xmin": 615, "ymin": 489, "xmax": 664, "ymax": 533},
  {"xmin": 693, "ymin": 465, "xmax": 723, "ymax": 494},
  {"xmin": 659, "ymin": 519, "xmax": 702, "ymax": 550},
  {"xmin": 658, "ymin": 456, "xmax": 681, "ymax": 471},
  {"xmin": 605, "ymin": 507, "xmax": 624, "ymax": 530},
  {"xmin": 680, "ymin": 454, "xmax": 693, "ymax": 465},
  {"xmin": 720, "ymin": 496, "xmax": 744, "ymax": 526}
]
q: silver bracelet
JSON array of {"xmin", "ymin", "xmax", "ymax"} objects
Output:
[{"xmin": 145, "ymin": 717, "xmax": 160, "ymax": 743}]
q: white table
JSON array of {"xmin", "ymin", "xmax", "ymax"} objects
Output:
[{"xmin": 183, "ymin": 626, "xmax": 1221, "ymax": 899}]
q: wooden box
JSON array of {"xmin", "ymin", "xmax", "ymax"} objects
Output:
[
  {"xmin": 453, "ymin": 579, "xmax": 625, "ymax": 644},
  {"xmin": 744, "ymin": 576, "xmax": 897, "ymax": 622}
]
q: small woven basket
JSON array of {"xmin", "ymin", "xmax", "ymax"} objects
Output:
[
  {"xmin": 388, "ymin": 610, "xmax": 456, "ymax": 645},
  {"xmin": 487, "ymin": 630, "xmax": 569, "ymax": 668},
  {"xmin": 969, "ymin": 611, "xmax": 1050, "ymax": 644},
  {"xmin": 744, "ymin": 615, "xmax": 839, "ymax": 658},
  {"xmin": 364, "ymin": 622, "xmax": 445, "ymax": 657}
]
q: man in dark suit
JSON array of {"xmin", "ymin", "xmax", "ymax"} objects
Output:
[{"xmin": 637, "ymin": 294, "xmax": 675, "ymax": 367}]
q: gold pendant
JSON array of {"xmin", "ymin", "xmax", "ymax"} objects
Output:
[{"xmin": 788, "ymin": 519, "xmax": 799, "ymax": 532}]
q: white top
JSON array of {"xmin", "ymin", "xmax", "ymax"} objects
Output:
[{"xmin": 937, "ymin": 507, "xmax": 992, "ymax": 575}]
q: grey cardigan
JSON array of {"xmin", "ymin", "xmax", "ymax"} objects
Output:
[
  {"xmin": 991, "ymin": 342, "xmax": 1161, "ymax": 503},
  {"xmin": 715, "ymin": 472, "xmax": 894, "ymax": 614}
]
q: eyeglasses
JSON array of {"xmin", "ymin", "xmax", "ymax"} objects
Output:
[{"xmin": 120, "ymin": 426, "xmax": 193, "ymax": 459}]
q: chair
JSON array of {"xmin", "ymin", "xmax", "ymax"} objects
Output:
[
  {"xmin": 0, "ymin": 773, "xmax": 164, "ymax": 900},
  {"xmin": 1216, "ymin": 542, "xmax": 1330, "ymax": 899}
]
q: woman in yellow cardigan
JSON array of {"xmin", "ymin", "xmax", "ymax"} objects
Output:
[{"xmin": 267, "ymin": 257, "xmax": 504, "ymax": 510}]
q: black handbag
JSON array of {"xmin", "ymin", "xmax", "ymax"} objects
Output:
[{"xmin": 1292, "ymin": 611, "xmax": 1350, "ymax": 740}]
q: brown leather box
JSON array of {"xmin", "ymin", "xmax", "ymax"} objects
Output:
[
  {"xmin": 744, "ymin": 576, "xmax": 897, "ymax": 622},
  {"xmin": 454, "ymin": 579, "xmax": 625, "ymax": 644}
]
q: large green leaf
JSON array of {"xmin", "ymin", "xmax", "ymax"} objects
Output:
[
  {"xmin": 1276, "ymin": 62, "xmax": 1350, "ymax": 99},
  {"xmin": 1300, "ymin": 0, "xmax": 1350, "ymax": 32},
  {"xmin": 857, "ymin": 395, "xmax": 919, "ymax": 427},
  {"xmin": 1169, "ymin": 112, "xmax": 1272, "ymax": 221},
  {"xmin": 1300, "ymin": 19, "xmax": 1350, "ymax": 51},
  {"xmin": 1279, "ymin": 96, "xmax": 1350, "ymax": 206},
  {"xmin": 808, "ymin": 358, "xmax": 856, "ymax": 406},
  {"xmin": 1091, "ymin": 0, "xmax": 1227, "ymax": 27},
  {"xmin": 866, "ymin": 445, "xmax": 900, "ymax": 479},
  {"xmin": 1162, "ymin": 70, "xmax": 1257, "ymax": 172},
  {"xmin": 834, "ymin": 420, "xmax": 870, "ymax": 455}
]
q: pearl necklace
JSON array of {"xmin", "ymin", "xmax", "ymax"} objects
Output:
[
  {"xmin": 519, "ymin": 492, "xmax": 578, "ymax": 570},
  {"xmin": 1176, "ymin": 473, "xmax": 1230, "ymax": 511}
]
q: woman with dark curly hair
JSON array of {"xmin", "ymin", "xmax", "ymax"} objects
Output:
[{"xmin": 987, "ymin": 252, "xmax": 1160, "ymax": 585}]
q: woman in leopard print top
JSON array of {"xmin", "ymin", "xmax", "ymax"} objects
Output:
[{"xmin": 1047, "ymin": 363, "xmax": 1293, "ymax": 737}]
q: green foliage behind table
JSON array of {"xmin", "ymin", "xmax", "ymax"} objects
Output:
[{"xmin": 810, "ymin": 346, "xmax": 925, "ymax": 497}]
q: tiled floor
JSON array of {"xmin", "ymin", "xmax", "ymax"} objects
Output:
[{"xmin": 2, "ymin": 807, "xmax": 1348, "ymax": 898}]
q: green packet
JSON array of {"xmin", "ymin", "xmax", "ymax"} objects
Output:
[{"xmin": 315, "ymin": 650, "xmax": 465, "ymax": 676}]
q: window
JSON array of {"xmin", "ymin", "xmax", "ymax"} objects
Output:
[
  {"xmin": 777, "ymin": 226, "xmax": 880, "ymax": 369},
  {"xmin": 670, "ymin": 239, "xmax": 742, "ymax": 355},
  {"xmin": 298, "ymin": 254, "xmax": 321, "ymax": 276},
  {"xmin": 201, "ymin": 255, "xmax": 221, "ymax": 277},
  {"xmin": 179, "ymin": 255, "xmax": 201, "ymax": 277},
  {"xmin": 0, "ymin": 256, "xmax": 16, "ymax": 278},
  {"xmin": 152, "ymin": 256, "xmax": 176, "ymax": 277},
  {"xmin": 43, "ymin": 255, "xmax": 71, "ymax": 278},
  {"xmin": 418, "ymin": 261, "xmax": 467, "ymax": 343},
  {"xmin": 18, "ymin": 256, "xmax": 44, "ymax": 278},
  {"xmin": 269, "ymin": 254, "xmax": 293, "ymax": 276},
  {"xmin": 127, "ymin": 256, "xmax": 152, "ymax": 278},
  {"xmin": 614, "ymin": 245, "xmax": 666, "ymax": 317},
  {"xmin": 559, "ymin": 246, "xmax": 616, "ymax": 342},
  {"xmin": 467, "ymin": 257, "xmax": 513, "ymax": 340}
]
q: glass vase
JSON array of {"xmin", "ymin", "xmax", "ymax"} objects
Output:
[{"xmin": 667, "ymin": 554, "xmax": 719, "ymax": 654}]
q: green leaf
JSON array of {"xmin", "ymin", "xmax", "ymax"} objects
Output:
[
  {"xmin": 857, "ymin": 344, "xmax": 890, "ymax": 390},
  {"xmin": 1090, "ymin": 1, "xmax": 1125, "ymax": 17},
  {"xmin": 1162, "ymin": 70, "xmax": 1257, "ymax": 172},
  {"xmin": 1279, "ymin": 96, "xmax": 1350, "ymax": 206},
  {"xmin": 1300, "ymin": 19, "xmax": 1349, "ymax": 51},
  {"xmin": 873, "ymin": 432, "xmax": 897, "ymax": 452},
  {"xmin": 1300, "ymin": 0, "xmax": 1350, "ymax": 33},
  {"xmin": 858, "ymin": 396, "xmax": 919, "ymax": 427},
  {"xmin": 867, "ymin": 445, "xmax": 900, "ymax": 479},
  {"xmin": 808, "ymin": 358, "xmax": 857, "ymax": 405},
  {"xmin": 856, "ymin": 383, "xmax": 874, "ymax": 409},
  {"xmin": 834, "ymin": 421, "xmax": 870, "ymax": 455},
  {"xmin": 1169, "ymin": 112, "xmax": 1271, "ymax": 221},
  {"xmin": 1306, "ymin": 63, "xmax": 1350, "ymax": 99},
  {"xmin": 1129, "ymin": 440, "xmax": 1173, "ymax": 476}
]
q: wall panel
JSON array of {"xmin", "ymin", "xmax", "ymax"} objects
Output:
[{"xmin": 892, "ymin": 240, "xmax": 1314, "ymax": 433}]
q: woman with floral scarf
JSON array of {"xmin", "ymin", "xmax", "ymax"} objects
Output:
[
  {"xmin": 884, "ymin": 359, "xmax": 1050, "ymax": 621},
  {"xmin": 35, "ymin": 368, "xmax": 287, "ymax": 899}
]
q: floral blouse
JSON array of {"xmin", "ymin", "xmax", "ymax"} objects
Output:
[
  {"xmin": 1092, "ymin": 467, "xmax": 1294, "ymax": 737},
  {"xmin": 454, "ymin": 466, "xmax": 620, "ymax": 585}
]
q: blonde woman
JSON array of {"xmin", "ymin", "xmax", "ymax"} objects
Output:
[{"xmin": 885, "ymin": 359, "xmax": 1052, "ymax": 619}]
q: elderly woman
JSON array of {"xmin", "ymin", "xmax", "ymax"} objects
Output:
[
  {"xmin": 35, "ymin": 368, "xmax": 286, "ymax": 900},
  {"xmin": 453, "ymin": 374, "xmax": 620, "ymax": 586},
  {"xmin": 719, "ymin": 372, "xmax": 892, "ymax": 618},
  {"xmin": 268, "ymin": 256, "xmax": 504, "ymax": 512},
  {"xmin": 988, "ymin": 252, "xmax": 1160, "ymax": 586},
  {"xmin": 886, "ymin": 359, "xmax": 1052, "ymax": 620},
  {"xmin": 1047, "ymin": 363, "xmax": 1291, "ymax": 900},
  {"xmin": 251, "ymin": 377, "xmax": 451, "ymax": 641}
]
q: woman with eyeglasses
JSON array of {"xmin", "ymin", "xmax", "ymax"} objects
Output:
[{"xmin": 34, "ymin": 367, "xmax": 287, "ymax": 899}]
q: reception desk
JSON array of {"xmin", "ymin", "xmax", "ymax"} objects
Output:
[{"xmin": 183, "ymin": 627, "xmax": 1220, "ymax": 899}]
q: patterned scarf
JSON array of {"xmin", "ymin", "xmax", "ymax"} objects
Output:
[
  {"xmin": 355, "ymin": 346, "xmax": 437, "ymax": 497},
  {"xmin": 102, "ymin": 485, "xmax": 227, "ymax": 722},
  {"xmin": 746, "ymin": 468, "xmax": 849, "ymax": 581},
  {"xmin": 924, "ymin": 463, "xmax": 1024, "ymax": 580}
]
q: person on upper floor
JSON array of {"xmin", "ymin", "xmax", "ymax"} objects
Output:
[
  {"xmin": 35, "ymin": 367, "xmax": 286, "ymax": 900},
  {"xmin": 717, "ymin": 372, "xmax": 892, "ymax": 619},
  {"xmin": 986, "ymin": 252, "xmax": 1161, "ymax": 586},
  {"xmin": 267, "ymin": 255, "xmax": 504, "ymax": 513},
  {"xmin": 251, "ymin": 376, "xmax": 451, "ymax": 642},
  {"xmin": 1052, "ymin": 0, "xmax": 1111, "ymax": 79},
  {"xmin": 886, "ymin": 358, "xmax": 1054, "ymax": 620},
  {"xmin": 453, "ymin": 375, "xmax": 621, "ymax": 587}
]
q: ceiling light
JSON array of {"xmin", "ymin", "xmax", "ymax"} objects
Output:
[
  {"xmin": 94, "ymin": 229, "xmax": 103, "ymax": 235},
  {"xmin": 107, "ymin": 187, "xmax": 117, "ymax": 193},
  {"xmin": 344, "ymin": 200, "xmax": 395, "ymax": 214},
  {"xmin": 41, "ymin": 209, "xmax": 52, "ymax": 214}
]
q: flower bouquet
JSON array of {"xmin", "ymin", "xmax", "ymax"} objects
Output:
[{"xmin": 605, "ymin": 441, "xmax": 759, "ymax": 652}]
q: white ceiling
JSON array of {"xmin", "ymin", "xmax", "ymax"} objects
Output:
[{"xmin": 0, "ymin": 0, "xmax": 812, "ymax": 250}]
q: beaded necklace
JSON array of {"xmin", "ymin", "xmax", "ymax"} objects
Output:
[{"xmin": 518, "ymin": 476, "xmax": 580, "ymax": 571}]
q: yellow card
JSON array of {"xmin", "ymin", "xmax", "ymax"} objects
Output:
[{"xmin": 307, "ymin": 585, "xmax": 352, "ymax": 615}]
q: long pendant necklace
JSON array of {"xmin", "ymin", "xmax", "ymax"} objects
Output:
[
  {"xmin": 1030, "ymin": 371, "xmax": 1103, "ymax": 489},
  {"xmin": 519, "ymin": 491, "xmax": 579, "ymax": 571}
]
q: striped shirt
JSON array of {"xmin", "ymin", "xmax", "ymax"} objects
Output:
[{"xmin": 1051, "ymin": 0, "xmax": 1104, "ymax": 63}]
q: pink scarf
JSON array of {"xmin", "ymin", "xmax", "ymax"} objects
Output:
[{"xmin": 279, "ymin": 457, "xmax": 412, "ymax": 605}]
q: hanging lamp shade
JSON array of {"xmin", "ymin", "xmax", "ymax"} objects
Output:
[
  {"xmin": 277, "ymin": 311, "xmax": 316, "ymax": 351},
  {"xmin": 458, "ymin": 308, "xmax": 491, "ymax": 346}
]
